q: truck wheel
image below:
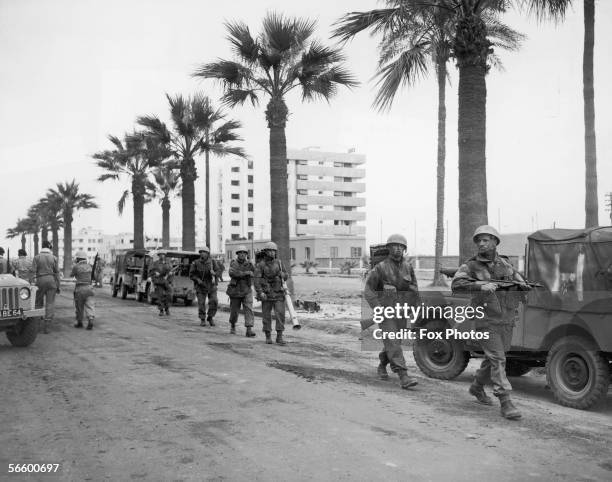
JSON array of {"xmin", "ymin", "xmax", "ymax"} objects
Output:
[
  {"xmin": 137, "ymin": 291, "xmax": 145, "ymax": 302},
  {"xmin": 184, "ymin": 299, "xmax": 193, "ymax": 306},
  {"xmin": 111, "ymin": 279, "xmax": 118, "ymax": 298},
  {"xmin": 6, "ymin": 318, "xmax": 39, "ymax": 347},
  {"xmin": 413, "ymin": 320, "xmax": 470, "ymax": 380},
  {"xmin": 121, "ymin": 282, "xmax": 128, "ymax": 300},
  {"xmin": 546, "ymin": 336, "xmax": 610, "ymax": 410},
  {"xmin": 505, "ymin": 360, "xmax": 532, "ymax": 377}
]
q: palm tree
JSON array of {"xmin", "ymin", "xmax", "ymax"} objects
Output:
[
  {"xmin": 6, "ymin": 218, "xmax": 31, "ymax": 252},
  {"xmin": 583, "ymin": 0, "xmax": 597, "ymax": 227},
  {"xmin": 37, "ymin": 192, "xmax": 64, "ymax": 258},
  {"xmin": 48, "ymin": 180, "xmax": 98, "ymax": 276},
  {"xmin": 334, "ymin": 2, "xmax": 523, "ymax": 284},
  {"xmin": 94, "ymin": 132, "xmax": 166, "ymax": 249},
  {"xmin": 150, "ymin": 163, "xmax": 181, "ymax": 248},
  {"xmin": 26, "ymin": 204, "xmax": 46, "ymax": 255},
  {"xmin": 138, "ymin": 96, "xmax": 246, "ymax": 250},
  {"xmin": 194, "ymin": 13, "xmax": 357, "ymax": 289}
]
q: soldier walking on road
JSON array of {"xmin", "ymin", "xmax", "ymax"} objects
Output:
[
  {"xmin": 364, "ymin": 234, "xmax": 420, "ymax": 389},
  {"xmin": 32, "ymin": 241, "xmax": 61, "ymax": 334},
  {"xmin": 12, "ymin": 249, "xmax": 34, "ymax": 283},
  {"xmin": 0, "ymin": 247, "xmax": 7, "ymax": 274},
  {"xmin": 452, "ymin": 225, "xmax": 528, "ymax": 420},
  {"xmin": 254, "ymin": 242, "xmax": 288, "ymax": 345},
  {"xmin": 151, "ymin": 252, "xmax": 173, "ymax": 316},
  {"xmin": 190, "ymin": 247, "xmax": 218, "ymax": 327},
  {"xmin": 70, "ymin": 251, "xmax": 95, "ymax": 330},
  {"xmin": 227, "ymin": 245, "xmax": 256, "ymax": 337}
]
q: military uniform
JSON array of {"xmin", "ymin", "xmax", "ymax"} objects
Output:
[
  {"xmin": 12, "ymin": 257, "xmax": 34, "ymax": 283},
  {"xmin": 189, "ymin": 258, "xmax": 218, "ymax": 325},
  {"xmin": 452, "ymin": 253, "xmax": 523, "ymax": 396},
  {"xmin": 151, "ymin": 259, "xmax": 173, "ymax": 315},
  {"xmin": 227, "ymin": 257, "xmax": 255, "ymax": 333},
  {"xmin": 70, "ymin": 259, "xmax": 95, "ymax": 329},
  {"xmin": 364, "ymin": 256, "xmax": 420, "ymax": 374},
  {"xmin": 32, "ymin": 247, "xmax": 60, "ymax": 333},
  {"xmin": 253, "ymin": 258, "xmax": 288, "ymax": 334}
]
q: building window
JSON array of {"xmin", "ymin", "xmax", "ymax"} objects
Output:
[
  {"xmin": 248, "ymin": 175, "xmax": 253, "ymax": 183},
  {"xmin": 318, "ymin": 191, "xmax": 324, "ymax": 195},
  {"xmin": 290, "ymin": 248, "xmax": 295, "ymax": 260},
  {"xmin": 231, "ymin": 207, "xmax": 239, "ymax": 213},
  {"xmin": 334, "ymin": 176, "xmax": 343, "ymax": 182},
  {"xmin": 334, "ymin": 220, "xmax": 340, "ymax": 225},
  {"xmin": 330, "ymin": 247, "xmax": 338, "ymax": 258},
  {"xmin": 231, "ymin": 234, "xmax": 240, "ymax": 240},
  {"xmin": 248, "ymin": 203, "xmax": 253, "ymax": 212},
  {"xmin": 248, "ymin": 232, "xmax": 253, "ymax": 240},
  {"xmin": 231, "ymin": 193, "xmax": 239, "ymax": 199},
  {"xmin": 231, "ymin": 180, "xmax": 239, "ymax": 186},
  {"xmin": 248, "ymin": 189, "xmax": 253, "ymax": 197},
  {"xmin": 231, "ymin": 167, "xmax": 240, "ymax": 172},
  {"xmin": 231, "ymin": 220, "xmax": 240, "ymax": 226},
  {"xmin": 318, "ymin": 220, "xmax": 323, "ymax": 224},
  {"xmin": 343, "ymin": 163, "xmax": 352, "ymax": 168},
  {"xmin": 351, "ymin": 247, "xmax": 362, "ymax": 258},
  {"xmin": 248, "ymin": 161, "xmax": 253, "ymax": 169},
  {"xmin": 333, "ymin": 191, "xmax": 343, "ymax": 197},
  {"xmin": 297, "ymin": 189, "xmax": 307, "ymax": 195},
  {"xmin": 297, "ymin": 219, "xmax": 307, "ymax": 224},
  {"xmin": 333, "ymin": 162, "xmax": 343, "ymax": 167},
  {"xmin": 318, "ymin": 176, "xmax": 324, "ymax": 180},
  {"xmin": 305, "ymin": 247, "xmax": 311, "ymax": 260},
  {"xmin": 318, "ymin": 205, "xmax": 323, "ymax": 209},
  {"xmin": 343, "ymin": 192, "xmax": 354, "ymax": 197},
  {"xmin": 318, "ymin": 161, "xmax": 324, "ymax": 165},
  {"xmin": 248, "ymin": 218, "xmax": 253, "ymax": 227},
  {"xmin": 297, "ymin": 160, "xmax": 307, "ymax": 165},
  {"xmin": 297, "ymin": 204, "xmax": 307, "ymax": 210},
  {"xmin": 297, "ymin": 174, "xmax": 307, "ymax": 180},
  {"xmin": 344, "ymin": 177, "xmax": 352, "ymax": 182}
]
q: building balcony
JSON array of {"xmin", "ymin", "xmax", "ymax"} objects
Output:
[
  {"xmin": 296, "ymin": 165, "xmax": 365, "ymax": 178},
  {"xmin": 296, "ymin": 209, "xmax": 366, "ymax": 221},
  {"xmin": 296, "ymin": 180, "xmax": 365, "ymax": 193},
  {"xmin": 296, "ymin": 224, "xmax": 366, "ymax": 236},
  {"xmin": 287, "ymin": 149, "xmax": 366, "ymax": 165},
  {"xmin": 296, "ymin": 195, "xmax": 366, "ymax": 207}
]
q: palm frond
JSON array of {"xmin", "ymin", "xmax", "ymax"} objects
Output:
[
  {"xmin": 193, "ymin": 60, "xmax": 249, "ymax": 86},
  {"xmin": 262, "ymin": 12, "xmax": 315, "ymax": 54},
  {"xmin": 117, "ymin": 189, "xmax": 130, "ymax": 216},
  {"xmin": 333, "ymin": 8, "xmax": 407, "ymax": 43},
  {"xmin": 300, "ymin": 65, "xmax": 358, "ymax": 102},
  {"xmin": 226, "ymin": 21, "xmax": 260, "ymax": 63},
  {"xmin": 521, "ymin": 0, "xmax": 571, "ymax": 23},
  {"xmin": 221, "ymin": 89, "xmax": 259, "ymax": 107}
]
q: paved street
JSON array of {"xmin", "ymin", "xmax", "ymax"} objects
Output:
[{"xmin": 1, "ymin": 287, "xmax": 611, "ymax": 481}]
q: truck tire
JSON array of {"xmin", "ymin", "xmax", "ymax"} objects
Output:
[
  {"xmin": 6, "ymin": 318, "xmax": 39, "ymax": 347},
  {"xmin": 111, "ymin": 279, "xmax": 118, "ymax": 298},
  {"xmin": 184, "ymin": 299, "xmax": 193, "ymax": 306},
  {"xmin": 137, "ymin": 290, "xmax": 144, "ymax": 302},
  {"xmin": 546, "ymin": 336, "xmax": 610, "ymax": 410},
  {"xmin": 505, "ymin": 360, "xmax": 532, "ymax": 377},
  {"xmin": 121, "ymin": 282, "xmax": 128, "ymax": 300},
  {"xmin": 413, "ymin": 320, "xmax": 470, "ymax": 380}
]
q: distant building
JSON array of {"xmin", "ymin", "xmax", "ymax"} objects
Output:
[{"xmin": 287, "ymin": 148, "xmax": 366, "ymax": 237}]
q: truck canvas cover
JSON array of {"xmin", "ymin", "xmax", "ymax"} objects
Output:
[{"xmin": 527, "ymin": 227, "xmax": 612, "ymax": 313}]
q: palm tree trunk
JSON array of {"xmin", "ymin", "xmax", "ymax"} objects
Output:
[
  {"xmin": 266, "ymin": 96, "xmax": 292, "ymax": 293},
  {"xmin": 455, "ymin": 14, "xmax": 489, "ymax": 262},
  {"xmin": 63, "ymin": 212, "xmax": 73, "ymax": 276},
  {"xmin": 132, "ymin": 180, "xmax": 145, "ymax": 249},
  {"xmin": 583, "ymin": 0, "xmax": 598, "ymax": 228},
  {"xmin": 41, "ymin": 226, "xmax": 49, "ymax": 244},
  {"xmin": 33, "ymin": 232, "xmax": 39, "ymax": 255},
  {"xmin": 51, "ymin": 225, "xmax": 59, "ymax": 258},
  {"xmin": 162, "ymin": 197, "xmax": 171, "ymax": 248},
  {"xmin": 181, "ymin": 158, "xmax": 197, "ymax": 251},
  {"xmin": 432, "ymin": 58, "xmax": 447, "ymax": 286},
  {"xmin": 20, "ymin": 233, "xmax": 26, "ymax": 251},
  {"xmin": 205, "ymin": 144, "xmax": 211, "ymax": 249}
]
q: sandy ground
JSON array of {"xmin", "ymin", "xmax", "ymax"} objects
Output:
[{"xmin": 0, "ymin": 285, "xmax": 611, "ymax": 481}]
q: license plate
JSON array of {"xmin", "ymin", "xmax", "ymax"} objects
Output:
[{"xmin": 0, "ymin": 308, "xmax": 23, "ymax": 319}]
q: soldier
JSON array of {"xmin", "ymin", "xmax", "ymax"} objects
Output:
[
  {"xmin": 70, "ymin": 251, "xmax": 95, "ymax": 330},
  {"xmin": 253, "ymin": 241, "xmax": 288, "ymax": 345},
  {"xmin": 151, "ymin": 252, "xmax": 173, "ymax": 316},
  {"xmin": 364, "ymin": 234, "xmax": 419, "ymax": 389},
  {"xmin": 189, "ymin": 247, "xmax": 218, "ymax": 327},
  {"xmin": 227, "ymin": 245, "xmax": 256, "ymax": 337},
  {"xmin": 0, "ymin": 247, "xmax": 6, "ymax": 274},
  {"xmin": 32, "ymin": 241, "xmax": 61, "ymax": 334},
  {"xmin": 452, "ymin": 225, "xmax": 528, "ymax": 420},
  {"xmin": 12, "ymin": 249, "xmax": 34, "ymax": 283}
]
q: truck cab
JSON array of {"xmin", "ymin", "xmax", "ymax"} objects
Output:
[
  {"xmin": 110, "ymin": 249, "xmax": 150, "ymax": 301},
  {"xmin": 0, "ymin": 274, "xmax": 45, "ymax": 346}
]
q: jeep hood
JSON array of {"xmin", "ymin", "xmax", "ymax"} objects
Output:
[{"xmin": 0, "ymin": 274, "xmax": 29, "ymax": 288}]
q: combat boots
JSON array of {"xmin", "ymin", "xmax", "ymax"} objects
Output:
[
  {"xmin": 230, "ymin": 323, "xmax": 236, "ymax": 334},
  {"xmin": 377, "ymin": 363, "xmax": 389, "ymax": 380},
  {"xmin": 74, "ymin": 321, "xmax": 84, "ymax": 329},
  {"xmin": 41, "ymin": 319, "xmax": 49, "ymax": 334},
  {"xmin": 264, "ymin": 331, "xmax": 273, "ymax": 344},
  {"xmin": 207, "ymin": 317, "xmax": 215, "ymax": 327},
  {"xmin": 497, "ymin": 393, "xmax": 522, "ymax": 420},
  {"xmin": 276, "ymin": 331, "xmax": 286, "ymax": 346},
  {"xmin": 165, "ymin": 308, "xmax": 170, "ymax": 316},
  {"xmin": 245, "ymin": 326, "xmax": 256, "ymax": 337},
  {"xmin": 86, "ymin": 318, "xmax": 94, "ymax": 330},
  {"xmin": 469, "ymin": 381, "xmax": 494, "ymax": 405},
  {"xmin": 398, "ymin": 370, "xmax": 418, "ymax": 389}
]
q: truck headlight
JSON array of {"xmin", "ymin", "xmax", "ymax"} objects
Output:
[{"xmin": 19, "ymin": 287, "xmax": 31, "ymax": 300}]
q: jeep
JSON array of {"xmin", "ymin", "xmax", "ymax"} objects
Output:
[{"xmin": 0, "ymin": 274, "xmax": 45, "ymax": 347}]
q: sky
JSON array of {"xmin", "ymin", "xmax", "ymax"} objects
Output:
[{"xmin": 1, "ymin": 0, "xmax": 611, "ymax": 255}]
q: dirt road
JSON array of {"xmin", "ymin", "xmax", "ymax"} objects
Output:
[{"xmin": 1, "ymin": 288, "xmax": 611, "ymax": 481}]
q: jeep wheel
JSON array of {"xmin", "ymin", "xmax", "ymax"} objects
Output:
[
  {"xmin": 111, "ymin": 280, "xmax": 118, "ymax": 298},
  {"xmin": 121, "ymin": 282, "xmax": 128, "ymax": 300},
  {"xmin": 506, "ymin": 360, "xmax": 532, "ymax": 377},
  {"xmin": 546, "ymin": 336, "xmax": 610, "ymax": 410},
  {"xmin": 137, "ymin": 291, "xmax": 145, "ymax": 302},
  {"xmin": 413, "ymin": 320, "xmax": 470, "ymax": 380},
  {"xmin": 6, "ymin": 318, "xmax": 39, "ymax": 347},
  {"xmin": 184, "ymin": 299, "xmax": 193, "ymax": 306}
]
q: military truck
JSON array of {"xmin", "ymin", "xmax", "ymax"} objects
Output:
[
  {"xmin": 0, "ymin": 274, "xmax": 45, "ymax": 347},
  {"xmin": 110, "ymin": 249, "xmax": 150, "ymax": 301},
  {"xmin": 142, "ymin": 250, "xmax": 199, "ymax": 306},
  {"xmin": 413, "ymin": 227, "xmax": 612, "ymax": 410}
]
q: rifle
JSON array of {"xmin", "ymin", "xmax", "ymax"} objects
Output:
[
  {"xmin": 91, "ymin": 252, "xmax": 100, "ymax": 284},
  {"xmin": 464, "ymin": 277, "xmax": 543, "ymax": 290},
  {"xmin": 278, "ymin": 259, "xmax": 300, "ymax": 330}
]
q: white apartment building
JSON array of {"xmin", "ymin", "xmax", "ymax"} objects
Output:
[
  {"xmin": 209, "ymin": 157, "xmax": 255, "ymax": 253},
  {"xmin": 287, "ymin": 148, "xmax": 366, "ymax": 237}
]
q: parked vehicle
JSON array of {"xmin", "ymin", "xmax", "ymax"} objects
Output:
[
  {"xmin": 143, "ymin": 250, "xmax": 199, "ymax": 306},
  {"xmin": 110, "ymin": 249, "xmax": 150, "ymax": 301},
  {"xmin": 0, "ymin": 273, "xmax": 45, "ymax": 347}
]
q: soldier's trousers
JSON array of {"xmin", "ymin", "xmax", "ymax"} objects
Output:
[
  {"xmin": 155, "ymin": 284, "xmax": 171, "ymax": 311},
  {"xmin": 74, "ymin": 285, "xmax": 95, "ymax": 322},
  {"xmin": 378, "ymin": 317, "xmax": 408, "ymax": 372},
  {"xmin": 229, "ymin": 295, "xmax": 254, "ymax": 327},
  {"xmin": 197, "ymin": 288, "xmax": 218, "ymax": 321},
  {"xmin": 474, "ymin": 324, "xmax": 514, "ymax": 395},
  {"xmin": 261, "ymin": 299, "xmax": 285, "ymax": 332},
  {"xmin": 35, "ymin": 275, "xmax": 57, "ymax": 321}
]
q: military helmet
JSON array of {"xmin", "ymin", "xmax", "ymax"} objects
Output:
[
  {"xmin": 236, "ymin": 245, "xmax": 248, "ymax": 254},
  {"xmin": 75, "ymin": 250, "xmax": 88, "ymax": 260},
  {"xmin": 198, "ymin": 246, "xmax": 210, "ymax": 254},
  {"xmin": 386, "ymin": 233, "xmax": 408, "ymax": 248},
  {"xmin": 472, "ymin": 225, "xmax": 501, "ymax": 244},
  {"xmin": 263, "ymin": 241, "xmax": 278, "ymax": 251}
]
